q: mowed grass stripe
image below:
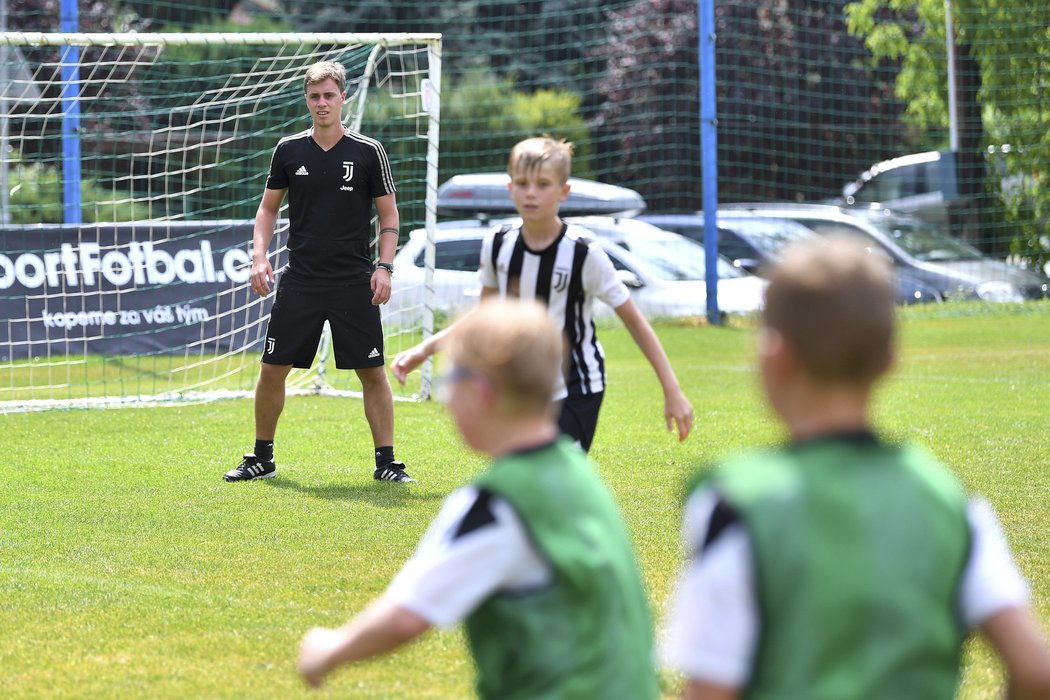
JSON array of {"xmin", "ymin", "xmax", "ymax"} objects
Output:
[{"xmin": 2, "ymin": 301, "xmax": 1047, "ymax": 699}]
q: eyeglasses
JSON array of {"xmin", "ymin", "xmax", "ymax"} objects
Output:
[{"xmin": 433, "ymin": 365, "xmax": 479, "ymax": 403}]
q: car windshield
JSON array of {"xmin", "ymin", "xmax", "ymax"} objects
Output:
[
  {"xmin": 719, "ymin": 218, "xmax": 816, "ymax": 256},
  {"xmin": 620, "ymin": 236, "xmax": 744, "ymax": 281},
  {"xmin": 867, "ymin": 218, "xmax": 984, "ymax": 262},
  {"xmin": 413, "ymin": 237, "xmax": 483, "ymax": 271}
]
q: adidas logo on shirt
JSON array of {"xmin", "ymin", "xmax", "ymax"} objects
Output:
[
  {"xmin": 295, "ymin": 165, "xmax": 309, "ymax": 176},
  {"xmin": 367, "ymin": 348, "xmax": 380, "ymax": 359}
]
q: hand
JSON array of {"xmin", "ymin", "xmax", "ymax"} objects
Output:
[
  {"xmin": 665, "ymin": 390, "xmax": 694, "ymax": 442},
  {"xmin": 391, "ymin": 345, "xmax": 428, "ymax": 385},
  {"xmin": 250, "ymin": 259, "xmax": 275, "ymax": 296},
  {"xmin": 370, "ymin": 268, "xmax": 392, "ymax": 305},
  {"xmin": 297, "ymin": 627, "xmax": 343, "ymax": 688}
]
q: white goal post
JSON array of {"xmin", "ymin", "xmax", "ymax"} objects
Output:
[{"xmin": 0, "ymin": 32, "xmax": 441, "ymax": 412}]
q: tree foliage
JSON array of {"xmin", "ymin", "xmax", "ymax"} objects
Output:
[
  {"xmin": 847, "ymin": 0, "xmax": 1049, "ymax": 261},
  {"xmin": 593, "ymin": 0, "xmax": 907, "ymax": 209},
  {"xmin": 5, "ymin": 0, "xmax": 146, "ymax": 32},
  {"xmin": 120, "ymin": 0, "xmax": 239, "ymax": 30},
  {"xmin": 275, "ymin": 0, "xmax": 614, "ymax": 99},
  {"xmin": 591, "ymin": 0, "xmax": 700, "ymax": 210},
  {"xmin": 8, "ymin": 0, "xmax": 1045, "ymax": 266},
  {"xmin": 7, "ymin": 151, "xmax": 144, "ymax": 224},
  {"xmin": 367, "ymin": 69, "xmax": 592, "ymax": 227}
]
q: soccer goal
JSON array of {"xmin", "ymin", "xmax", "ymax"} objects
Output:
[{"xmin": 0, "ymin": 32, "xmax": 441, "ymax": 412}]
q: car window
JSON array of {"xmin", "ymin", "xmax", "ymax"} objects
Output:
[
  {"xmin": 716, "ymin": 228, "xmax": 757, "ymax": 261},
  {"xmin": 603, "ymin": 248, "xmax": 634, "ymax": 273},
  {"xmin": 901, "ymin": 163, "xmax": 924, "ymax": 197},
  {"xmin": 794, "ymin": 220, "xmax": 870, "ymax": 240},
  {"xmin": 620, "ymin": 236, "xmax": 744, "ymax": 281},
  {"xmin": 867, "ymin": 218, "xmax": 984, "ymax": 262},
  {"xmin": 790, "ymin": 219, "xmax": 900, "ymax": 258},
  {"xmin": 720, "ymin": 218, "xmax": 815, "ymax": 257},
  {"xmin": 604, "ymin": 246, "xmax": 634, "ymax": 272},
  {"xmin": 860, "ymin": 164, "xmax": 932, "ymax": 202},
  {"xmin": 413, "ymin": 238, "xmax": 483, "ymax": 271},
  {"xmin": 870, "ymin": 169, "xmax": 903, "ymax": 201},
  {"xmin": 654, "ymin": 222, "xmax": 703, "ymax": 243},
  {"xmin": 851, "ymin": 178, "xmax": 879, "ymax": 203},
  {"xmin": 921, "ymin": 161, "xmax": 939, "ymax": 194},
  {"xmin": 652, "ymin": 222, "xmax": 742, "ymax": 255},
  {"xmin": 849, "ymin": 181, "xmax": 870, "ymax": 202}
]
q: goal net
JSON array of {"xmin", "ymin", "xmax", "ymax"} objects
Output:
[{"xmin": 0, "ymin": 32, "xmax": 441, "ymax": 412}]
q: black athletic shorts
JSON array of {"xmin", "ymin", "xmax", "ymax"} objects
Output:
[
  {"xmin": 555, "ymin": 391, "xmax": 605, "ymax": 453},
  {"xmin": 261, "ymin": 279, "xmax": 384, "ymax": 370}
]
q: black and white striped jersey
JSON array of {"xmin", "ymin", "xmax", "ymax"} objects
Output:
[
  {"xmin": 478, "ymin": 222, "xmax": 631, "ymax": 399},
  {"xmin": 386, "ymin": 485, "xmax": 551, "ymax": 629}
]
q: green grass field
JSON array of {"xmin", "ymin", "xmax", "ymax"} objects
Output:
[{"xmin": 3, "ymin": 302, "xmax": 1048, "ymax": 699}]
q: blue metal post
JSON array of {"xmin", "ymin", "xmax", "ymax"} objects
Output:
[
  {"xmin": 60, "ymin": 0, "xmax": 81, "ymax": 224},
  {"xmin": 699, "ymin": 0, "xmax": 719, "ymax": 324}
]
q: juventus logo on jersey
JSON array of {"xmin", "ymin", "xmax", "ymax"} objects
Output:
[
  {"xmin": 266, "ymin": 337, "xmax": 276, "ymax": 354},
  {"xmin": 552, "ymin": 269, "xmax": 569, "ymax": 293},
  {"xmin": 342, "ymin": 161, "xmax": 354, "ymax": 181}
]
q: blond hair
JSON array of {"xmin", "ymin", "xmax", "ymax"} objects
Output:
[
  {"xmin": 447, "ymin": 299, "xmax": 564, "ymax": 415},
  {"xmin": 303, "ymin": 61, "xmax": 347, "ymax": 94},
  {"xmin": 763, "ymin": 237, "xmax": 895, "ymax": 384},
  {"xmin": 507, "ymin": 137, "xmax": 574, "ymax": 183}
]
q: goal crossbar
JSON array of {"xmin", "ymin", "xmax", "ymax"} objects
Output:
[
  {"xmin": 0, "ymin": 32, "xmax": 443, "ymax": 48},
  {"xmin": 0, "ymin": 31, "xmax": 441, "ymax": 412}
]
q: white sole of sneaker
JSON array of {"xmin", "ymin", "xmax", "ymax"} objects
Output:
[{"xmin": 224, "ymin": 472, "xmax": 276, "ymax": 482}]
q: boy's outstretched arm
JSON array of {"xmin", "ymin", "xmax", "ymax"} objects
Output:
[
  {"xmin": 614, "ymin": 299, "xmax": 694, "ymax": 441},
  {"xmin": 390, "ymin": 287, "xmax": 499, "ymax": 384},
  {"xmin": 390, "ymin": 325, "xmax": 452, "ymax": 384},
  {"xmin": 981, "ymin": 606, "xmax": 1050, "ymax": 700},
  {"xmin": 298, "ymin": 597, "xmax": 431, "ymax": 688}
]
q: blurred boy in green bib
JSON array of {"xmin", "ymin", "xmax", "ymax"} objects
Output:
[
  {"xmin": 662, "ymin": 238, "xmax": 1050, "ymax": 700},
  {"xmin": 299, "ymin": 298, "xmax": 658, "ymax": 698}
]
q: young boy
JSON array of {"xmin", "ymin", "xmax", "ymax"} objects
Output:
[
  {"xmin": 392, "ymin": 136, "xmax": 693, "ymax": 452},
  {"xmin": 298, "ymin": 298, "xmax": 660, "ymax": 698},
  {"xmin": 223, "ymin": 60, "xmax": 413, "ymax": 484},
  {"xmin": 661, "ymin": 238, "xmax": 1050, "ymax": 700}
]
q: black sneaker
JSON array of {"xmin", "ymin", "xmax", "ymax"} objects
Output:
[
  {"xmin": 373, "ymin": 461, "xmax": 415, "ymax": 483},
  {"xmin": 224, "ymin": 454, "xmax": 276, "ymax": 482}
]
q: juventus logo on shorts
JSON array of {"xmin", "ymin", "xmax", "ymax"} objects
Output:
[
  {"xmin": 266, "ymin": 337, "xmax": 276, "ymax": 354},
  {"xmin": 342, "ymin": 161, "xmax": 354, "ymax": 182}
]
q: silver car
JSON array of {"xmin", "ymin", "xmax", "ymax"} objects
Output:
[
  {"xmin": 381, "ymin": 219, "xmax": 767, "ymax": 329},
  {"xmin": 722, "ymin": 203, "xmax": 1050, "ymax": 302}
]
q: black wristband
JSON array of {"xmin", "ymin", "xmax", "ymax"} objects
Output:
[{"xmin": 374, "ymin": 261, "xmax": 394, "ymax": 275}]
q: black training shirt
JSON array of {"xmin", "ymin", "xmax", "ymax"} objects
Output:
[{"xmin": 266, "ymin": 127, "xmax": 396, "ymax": 284}]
